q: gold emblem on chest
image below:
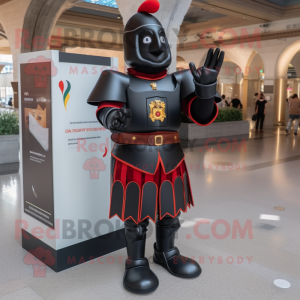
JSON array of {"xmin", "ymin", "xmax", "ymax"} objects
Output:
[
  {"xmin": 149, "ymin": 100, "xmax": 166, "ymax": 122},
  {"xmin": 150, "ymin": 82, "xmax": 157, "ymax": 90}
]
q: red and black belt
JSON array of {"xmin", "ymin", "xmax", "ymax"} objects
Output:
[{"xmin": 111, "ymin": 132, "xmax": 180, "ymax": 146}]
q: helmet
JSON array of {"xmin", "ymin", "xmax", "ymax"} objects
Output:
[{"xmin": 123, "ymin": 0, "xmax": 172, "ymax": 74}]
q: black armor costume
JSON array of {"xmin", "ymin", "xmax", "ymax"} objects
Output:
[{"xmin": 87, "ymin": 0, "xmax": 224, "ymax": 294}]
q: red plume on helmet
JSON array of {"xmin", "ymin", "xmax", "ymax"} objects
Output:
[{"xmin": 138, "ymin": 0, "xmax": 160, "ymax": 14}]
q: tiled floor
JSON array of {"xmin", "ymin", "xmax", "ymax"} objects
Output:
[{"xmin": 0, "ymin": 126, "xmax": 300, "ymax": 299}]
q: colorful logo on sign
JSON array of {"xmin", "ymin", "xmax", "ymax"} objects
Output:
[{"xmin": 59, "ymin": 80, "xmax": 71, "ymax": 111}]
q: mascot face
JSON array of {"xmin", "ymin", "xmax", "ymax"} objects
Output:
[{"xmin": 123, "ymin": 1, "xmax": 172, "ymax": 74}]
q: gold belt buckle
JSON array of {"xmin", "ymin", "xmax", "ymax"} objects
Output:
[{"xmin": 155, "ymin": 135, "xmax": 163, "ymax": 146}]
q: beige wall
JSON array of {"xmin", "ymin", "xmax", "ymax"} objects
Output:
[{"xmin": 65, "ymin": 47, "xmax": 125, "ymax": 73}]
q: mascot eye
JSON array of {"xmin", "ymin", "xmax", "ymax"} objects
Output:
[
  {"xmin": 160, "ymin": 36, "xmax": 166, "ymax": 43},
  {"xmin": 143, "ymin": 36, "xmax": 152, "ymax": 44},
  {"xmin": 35, "ymin": 67, "xmax": 38, "ymax": 71},
  {"xmin": 43, "ymin": 67, "xmax": 47, "ymax": 71}
]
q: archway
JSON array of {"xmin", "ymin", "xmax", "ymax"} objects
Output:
[
  {"xmin": 176, "ymin": 56, "xmax": 189, "ymax": 71},
  {"xmin": 244, "ymin": 51, "xmax": 265, "ymax": 121},
  {"xmin": 274, "ymin": 39, "xmax": 300, "ymax": 125},
  {"xmin": 289, "ymin": 52, "xmax": 300, "ymax": 97},
  {"xmin": 0, "ymin": 24, "xmax": 13, "ymax": 105},
  {"xmin": 218, "ymin": 61, "xmax": 243, "ymax": 103},
  {"xmin": 0, "ymin": 24, "xmax": 10, "ymax": 56},
  {"xmin": 21, "ymin": 0, "xmax": 79, "ymax": 53}
]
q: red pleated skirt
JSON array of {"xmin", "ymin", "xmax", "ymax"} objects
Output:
[{"xmin": 109, "ymin": 157, "xmax": 194, "ymax": 224}]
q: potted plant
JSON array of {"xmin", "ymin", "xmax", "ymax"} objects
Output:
[
  {"xmin": 0, "ymin": 111, "xmax": 20, "ymax": 164},
  {"xmin": 180, "ymin": 108, "xmax": 249, "ymax": 140},
  {"xmin": 214, "ymin": 107, "xmax": 243, "ymax": 122}
]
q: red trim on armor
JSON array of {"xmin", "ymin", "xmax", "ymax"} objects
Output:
[
  {"xmin": 127, "ymin": 68, "xmax": 167, "ymax": 81},
  {"xmin": 159, "ymin": 180, "xmax": 177, "ymax": 220},
  {"xmin": 109, "ymin": 157, "xmax": 194, "ymax": 223},
  {"xmin": 174, "ymin": 176, "xmax": 187, "ymax": 215},
  {"xmin": 187, "ymin": 178, "xmax": 194, "ymax": 206},
  {"xmin": 184, "ymin": 160, "xmax": 194, "ymax": 207},
  {"xmin": 133, "ymin": 169, "xmax": 142, "ymax": 187},
  {"xmin": 109, "ymin": 180, "xmax": 124, "ymax": 220},
  {"xmin": 111, "ymin": 153, "xmax": 160, "ymax": 175},
  {"xmin": 122, "ymin": 181, "xmax": 141, "ymax": 225},
  {"xmin": 181, "ymin": 164, "xmax": 188, "ymax": 212},
  {"xmin": 139, "ymin": 182, "xmax": 158, "ymax": 223},
  {"xmin": 145, "ymin": 173, "xmax": 154, "ymax": 182},
  {"xmin": 96, "ymin": 101, "xmax": 124, "ymax": 117},
  {"xmin": 120, "ymin": 163, "xmax": 127, "ymax": 187},
  {"xmin": 182, "ymin": 96, "xmax": 219, "ymax": 126},
  {"xmin": 158, "ymin": 150, "xmax": 186, "ymax": 175}
]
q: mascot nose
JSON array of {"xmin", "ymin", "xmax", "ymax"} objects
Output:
[
  {"xmin": 150, "ymin": 47, "xmax": 163, "ymax": 55},
  {"xmin": 149, "ymin": 37, "xmax": 163, "ymax": 55}
]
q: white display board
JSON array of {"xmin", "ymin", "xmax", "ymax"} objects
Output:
[{"xmin": 19, "ymin": 50, "xmax": 121, "ymax": 253}]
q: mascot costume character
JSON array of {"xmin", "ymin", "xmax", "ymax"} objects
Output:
[{"xmin": 87, "ymin": 0, "xmax": 224, "ymax": 294}]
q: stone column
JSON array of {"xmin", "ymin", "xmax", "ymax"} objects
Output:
[
  {"xmin": 115, "ymin": 0, "xmax": 192, "ymax": 73},
  {"xmin": 242, "ymin": 76, "xmax": 249, "ymax": 118},
  {"xmin": 292, "ymin": 79, "xmax": 298, "ymax": 95},
  {"xmin": 0, "ymin": 0, "xmax": 32, "ymax": 81},
  {"xmin": 232, "ymin": 84, "xmax": 241, "ymax": 98},
  {"xmin": 274, "ymin": 77, "xmax": 287, "ymax": 126},
  {"xmin": 260, "ymin": 52, "xmax": 280, "ymax": 126}
]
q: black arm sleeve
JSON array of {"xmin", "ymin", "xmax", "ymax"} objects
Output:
[
  {"xmin": 173, "ymin": 69, "xmax": 220, "ymax": 125},
  {"xmin": 87, "ymin": 70, "xmax": 129, "ymax": 106},
  {"xmin": 97, "ymin": 107, "xmax": 118, "ymax": 128}
]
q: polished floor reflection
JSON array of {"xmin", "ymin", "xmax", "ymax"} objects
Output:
[{"xmin": 0, "ymin": 126, "xmax": 299, "ymax": 299}]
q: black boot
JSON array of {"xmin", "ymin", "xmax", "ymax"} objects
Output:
[
  {"xmin": 123, "ymin": 218, "xmax": 159, "ymax": 294},
  {"xmin": 153, "ymin": 215, "xmax": 201, "ymax": 278}
]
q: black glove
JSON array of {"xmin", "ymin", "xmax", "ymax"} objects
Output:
[
  {"xmin": 107, "ymin": 108, "xmax": 132, "ymax": 132},
  {"xmin": 187, "ymin": 48, "xmax": 224, "ymax": 124},
  {"xmin": 190, "ymin": 48, "xmax": 224, "ymax": 85}
]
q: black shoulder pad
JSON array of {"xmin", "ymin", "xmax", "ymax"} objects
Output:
[
  {"xmin": 172, "ymin": 69, "xmax": 195, "ymax": 100},
  {"xmin": 87, "ymin": 70, "xmax": 130, "ymax": 106}
]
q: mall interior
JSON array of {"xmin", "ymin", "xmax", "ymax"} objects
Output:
[{"xmin": 0, "ymin": 0, "xmax": 300, "ymax": 299}]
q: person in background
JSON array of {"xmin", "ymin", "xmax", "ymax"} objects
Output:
[
  {"xmin": 8, "ymin": 98, "xmax": 13, "ymax": 106},
  {"xmin": 218, "ymin": 95, "xmax": 225, "ymax": 108},
  {"xmin": 231, "ymin": 94, "xmax": 242, "ymax": 109},
  {"xmin": 226, "ymin": 96, "xmax": 231, "ymax": 105},
  {"xmin": 286, "ymin": 93, "xmax": 300, "ymax": 136},
  {"xmin": 254, "ymin": 93, "xmax": 259, "ymax": 104},
  {"xmin": 223, "ymin": 95, "xmax": 230, "ymax": 107},
  {"xmin": 218, "ymin": 95, "xmax": 228, "ymax": 108},
  {"xmin": 255, "ymin": 94, "xmax": 267, "ymax": 132}
]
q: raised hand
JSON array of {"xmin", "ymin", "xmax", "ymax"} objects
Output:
[
  {"xmin": 189, "ymin": 48, "xmax": 224, "ymax": 85},
  {"xmin": 109, "ymin": 108, "xmax": 132, "ymax": 132}
]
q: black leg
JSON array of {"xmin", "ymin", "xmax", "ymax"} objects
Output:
[
  {"xmin": 260, "ymin": 114, "xmax": 265, "ymax": 130},
  {"xmin": 123, "ymin": 218, "xmax": 159, "ymax": 294},
  {"xmin": 153, "ymin": 215, "xmax": 202, "ymax": 278}
]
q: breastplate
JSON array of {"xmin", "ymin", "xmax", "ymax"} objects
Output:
[{"xmin": 126, "ymin": 75, "xmax": 181, "ymax": 133}]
